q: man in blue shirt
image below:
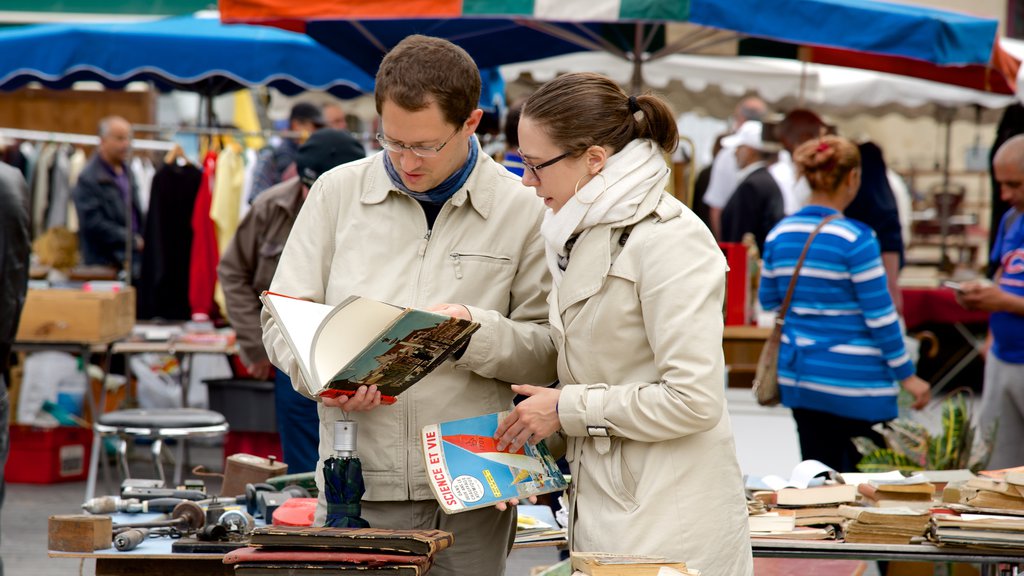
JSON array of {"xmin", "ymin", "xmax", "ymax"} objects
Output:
[{"xmin": 960, "ymin": 134, "xmax": 1024, "ymax": 469}]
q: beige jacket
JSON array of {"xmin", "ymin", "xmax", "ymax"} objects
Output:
[
  {"xmin": 262, "ymin": 147, "xmax": 557, "ymax": 507},
  {"xmin": 554, "ymin": 189, "xmax": 753, "ymax": 575}
]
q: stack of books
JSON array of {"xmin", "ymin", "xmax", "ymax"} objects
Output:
[
  {"xmin": 930, "ymin": 512, "xmax": 1024, "ymax": 550},
  {"xmin": 515, "ymin": 504, "xmax": 566, "ymax": 546},
  {"xmin": 225, "ymin": 526, "xmax": 454, "ymax": 575},
  {"xmin": 949, "ymin": 475, "xmax": 1024, "ymax": 513},
  {"xmin": 839, "ymin": 505, "xmax": 932, "ymax": 544}
]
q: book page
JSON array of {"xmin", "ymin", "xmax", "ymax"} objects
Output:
[
  {"xmin": 261, "ymin": 293, "xmax": 336, "ymax": 393},
  {"xmin": 311, "ymin": 296, "xmax": 403, "ymax": 390}
]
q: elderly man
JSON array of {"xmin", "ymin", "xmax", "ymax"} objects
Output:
[
  {"xmin": 701, "ymin": 96, "xmax": 768, "ymax": 238},
  {"xmin": 719, "ymin": 120, "xmax": 783, "ymax": 254},
  {"xmin": 72, "ymin": 116, "xmax": 142, "ymax": 277},
  {"xmin": 958, "ymin": 134, "xmax": 1024, "ymax": 469}
]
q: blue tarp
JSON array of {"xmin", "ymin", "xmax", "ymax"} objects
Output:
[{"xmin": 0, "ymin": 14, "xmax": 374, "ymax": 97}]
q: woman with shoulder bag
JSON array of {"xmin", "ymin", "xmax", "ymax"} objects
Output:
[{"xmin": 758, "ymin": 135, "xmax": 931, "ymax": 472}]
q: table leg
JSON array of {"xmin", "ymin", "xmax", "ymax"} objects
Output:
[{"xmin": 930, "ymin": 322, "xmax": 984, "ymax": 397}]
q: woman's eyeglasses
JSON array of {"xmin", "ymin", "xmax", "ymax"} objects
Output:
[{"xmin": 518, "ymin": 149, "xmax": 571, "ymax": 180}]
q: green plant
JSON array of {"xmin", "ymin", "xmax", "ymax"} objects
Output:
[{"xmin": 852, "ymin": 389, "xmax": 996, "ymax": 473}]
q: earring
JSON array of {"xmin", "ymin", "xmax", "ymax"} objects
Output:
[{"xmin": 574, "ymin": 172, "xmax": 607, "ymax": 205}]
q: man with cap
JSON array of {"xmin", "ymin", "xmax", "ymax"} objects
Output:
[
  {"xmin": 703, "ymin": 96, "xmax": 768, "ymax": 238},
  {"xmin": 219, "ymin": 128, "xmax": 365, "ymax": 473},
  {"xmin": 719, "ymin": 120, "xmax": 783, "ymax": 254},
  {"xmin": 248, "ymin": 102, "xmax": 326, "ymax": 203}
]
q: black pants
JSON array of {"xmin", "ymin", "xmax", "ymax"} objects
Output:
[{"xmin": 791, "ymin": 407, "xmax": 886, "ymax": 473}]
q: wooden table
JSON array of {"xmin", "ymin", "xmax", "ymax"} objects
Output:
[{"xmin": 723, "ymin": 325, "xmax": 771, "ymax": 389}]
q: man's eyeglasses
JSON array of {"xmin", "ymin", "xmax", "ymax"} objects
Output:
[
  {"xmin": 376, "ymin": 126, "xmax": 460, "ymax": 158},
  {"xmin": 518, "ymin": 149, "xmax": 571, "ymax": 180}
]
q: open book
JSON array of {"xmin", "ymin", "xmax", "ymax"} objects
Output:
[
  {"xmin": 261, "ymin": 293, "xmax": 479, "ymax": 404},
  {"xmin": 421, "ymin": 411, "xmax": 568, "ymax": 514}
]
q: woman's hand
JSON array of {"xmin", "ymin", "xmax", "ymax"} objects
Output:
[
  {"xmin": 495, "ymin": 385, "xmax": 562, "ymax": 452},
  {"xmin": 321, "ymin": 385, "xmax": 382, "ymax": 412},
  {"xmin": 900, "ymin": 375, "xmax": 931, "ymax": 410}
]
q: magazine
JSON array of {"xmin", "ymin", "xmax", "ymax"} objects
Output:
[{"xmin": 421, "ymin": 411, "xmax": 568, "ymax": 514}]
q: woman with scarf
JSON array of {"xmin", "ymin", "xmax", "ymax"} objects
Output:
[{"xmin": 495, "ymin": 73, "xmax": 753, "ymax": 575}]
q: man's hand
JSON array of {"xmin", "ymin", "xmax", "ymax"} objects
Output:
[
  {"xmin": 423, "ymin": 303, "xmax": 472, "ymax": 321},
  {"xmin": 495, "ymin": 385, "xmax": 561, "ymax": 452},
  {"xmin": 959, "ymin": 281, "xmax": 1008, "ymax": 313},
  {"xmin": 245, "ymin": 359, "xmax": 274, "ymax": 380},
  {"xmin": 900, "ymin": 375, "xmax": 931, "ymax": 410},
  {"xmin": 321, "ymin": 385, "xmax": 382, "ymax": 412}
]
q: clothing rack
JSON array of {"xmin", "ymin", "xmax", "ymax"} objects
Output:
[
  {"xmin": 0, "ymin": 127, "xmax": 175, "ymax": 152},
  {"xmin": 132, "ymin": 123, "xmax": 305, "ymax": 140}
]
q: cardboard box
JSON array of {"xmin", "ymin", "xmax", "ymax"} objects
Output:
[
  {"xmin": 16, "ymin": 287, "xmax": 135, "ymax": 343},
  {"xmin": 5, "ymin": 424, "xmax": 92, "ymax": 483}
]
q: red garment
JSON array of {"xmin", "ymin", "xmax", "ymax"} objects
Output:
[{"xmin": 189, "ymin": 151, "xmax": 219, "ymax": 317}]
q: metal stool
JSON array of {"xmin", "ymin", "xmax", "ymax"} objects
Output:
[{"xmin": 86, "ymin": 408, "xmax": 228, "ymax": 499}]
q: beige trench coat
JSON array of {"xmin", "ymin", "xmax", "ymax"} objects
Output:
[
  {"xmin": 262, "ymin": 148, "xmax": 558, "ymax": 517},
  {"xmin": 554, "ymin": 189, "xmax": 754, "ymax": 575}
]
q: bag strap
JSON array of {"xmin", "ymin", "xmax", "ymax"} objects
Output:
[{"xmin": 774, "ymin": 213, "xmax": 841, "ymax": 329}]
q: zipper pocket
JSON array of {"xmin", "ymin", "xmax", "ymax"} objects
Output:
[{"xmin": 449, "ymin": 252, "xmax": 512, "ymax": 279}]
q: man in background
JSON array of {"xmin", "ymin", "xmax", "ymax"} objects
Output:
[
  {"xmin": 702, "ymin": 96, "xmax": 768, "ymax": 238},
  {"xmin": 249, "ymin": 102, "xmax": 326, "ymax": 202},
  {"xmin": 219, "ymin": 129, "xmax": 365, "ymax": 473},
  {"xmin": 958, "ymin": 135, "xmax": 1024, "ymax": 469},
  {"xmin": 719, "ymin": 121, "xmax": 783, "ymax": 254},
  {"xmin": 0, "ymin": 160, "xmax": 31, "ymax": 576},
  {"xmin": 323, "ymin": 102, "xmax": 347, "ymax": 131},
  {"xmin": 72, "ymin": 116, "xmax": 142, "ymax": 278}
]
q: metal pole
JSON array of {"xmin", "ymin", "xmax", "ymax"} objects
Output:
[
  {"xmin": 938, "ymin": 107, "xmax": 954, "ymax": 273},
  {"xmin": 630, "ymin": 23, "xmax": 644, "ymax": 94}
]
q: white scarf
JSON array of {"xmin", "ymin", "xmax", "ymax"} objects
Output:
[{"xmin": 541, "ymin": 139, "xmax": 669, "ymax": 284}]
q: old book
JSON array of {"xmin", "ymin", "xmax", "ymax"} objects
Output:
[
  {"xmin": 248, "ymin": 526, "xmax": 454, "ymax": 556},
  {"xmin": 932, "ymin": 513, "xmax": 1024, "ymax": 532},
  {"xmin": 748, "ymin": 510, "xmax": 797, "ymax": 533},
  {"xmin": 421, "ymin": 411, "xmax": 568, "ymax": 514},
  {"xmin": 223, "ymin": 547, "xmax": 431, "ymax": 567},
  {"xmin": 791, "ymin": 506, "xmax": 844, "ymax": 526},
  {"xmin": 961, "ymin": 487, "xmax": 1024, "ymax": 511},
  {"xmin": 234, "ymin": 564, "xmax": 424, "ymax": 575},
  {"xmin": 858, "ymin": 483, "xmax": 934, "ymax": 503},
  {"xmin": 775, "ymin": 483, "xmax": 858, "ymax": 507},
  {"xmin": 261, "ymin": 292, "xmax": 478, "ymax": 403},
  {"xmin": 838, "ymin": 505, "xmax": 931, "ymax": 529},
  {"xmin": 868, "ymin": 477, "xmax": 936, "ymax": 495},
  {"xmin": 750, "ymin": 526, "xmax": 836, "ymax": 540},
  {"xmin": 570, "ymin": 552, "xmax": 693, "ymax": 576}
]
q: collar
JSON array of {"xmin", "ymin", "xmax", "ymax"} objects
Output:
[
  {"xmin": 798, "ymin": 205, "xmax": 842, "ymax": 217},
  {"xmin": 736, "ymin": 160, "xmax": 766, "ymax": 183},
  {"xmin": 269, "ymin": 176, "xmax": 305, "ymax": 216},
  {"xmin": 361, "ymin": 140, "xmax": 496, "ymax": 220}
]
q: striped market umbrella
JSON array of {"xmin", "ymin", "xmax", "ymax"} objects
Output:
[{"xmin": 220, "ymin": 0, "xmax": 1020, "ymax": 97}]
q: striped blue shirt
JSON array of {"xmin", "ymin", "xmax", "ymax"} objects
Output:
[{"xmin": 759, "ymin": 206, "xmax": 914, "ymax": 422}]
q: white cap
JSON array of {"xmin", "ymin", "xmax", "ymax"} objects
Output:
[{"xmin": 721, "ymin": 120, "xmax": 774, "ymax": 152}]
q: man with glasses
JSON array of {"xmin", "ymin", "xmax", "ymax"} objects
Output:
[{"xmin": 262, "ymin": 35, "xmax": 556, "ymax": 576}]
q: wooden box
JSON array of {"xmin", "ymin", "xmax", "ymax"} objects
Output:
[
  {"xmin": 48, "ymin": 514, "xmax": 112, "ymax": 552},
  {"xmin": 16, "ymin": 287, "xmax": 135, "ymax": 343}
]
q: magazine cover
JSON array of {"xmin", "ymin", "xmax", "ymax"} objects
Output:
[{"xmin": 421, "ymin": 411, "xmax": 568, "ymax": 514}]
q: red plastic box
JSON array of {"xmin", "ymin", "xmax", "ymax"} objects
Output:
[
  {"xmin": 5, "ymin": 424, "xmax": 92, "ymax": 483},
  {"xmin": 720, "ymin": 242, "xmax": 753, "ymax": 326}
]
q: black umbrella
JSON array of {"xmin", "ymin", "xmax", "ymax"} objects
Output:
[{"xmin": 323, "ymin": 420, "xmax": 370, "ymax": 528}]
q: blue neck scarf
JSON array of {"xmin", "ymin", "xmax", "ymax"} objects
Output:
[{"xmin": 384, "ymin": 136, "xmax": 478, "ymax": 204}]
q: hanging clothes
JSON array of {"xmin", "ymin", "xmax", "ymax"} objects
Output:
[
  {"xmin": 189, "ymin": 151, "xmax": 220, "ymax": 319},
  {"xmin": 137, "ymin": 159, "xmax": 202, "ymax": 320},
  {"xmin": 239, "ymin": 146, "xmax": 258, "ymax": 221},
  {"xmin": 210, "ymin": 144, "xmax": 245, "ymax": 256},
  {"xmin": 66, "ymin": 147, "xmax": 87, "ymax": 233},
  {"xmin": 30, "ymin": 142, "xmax": 58, "ymax": 238},
  {"xmin": 45, "ymin": 144, "xmax": 73, "ymax": 231},
  {"xmin": 131, "ymin": 155, "xmax": 156, "ymax": 217}
]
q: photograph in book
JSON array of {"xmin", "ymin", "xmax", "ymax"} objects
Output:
[
  {"xmin": 260, "ymin": 292, "xmax": 478, "ymax": 403},
  {"xmin": 421, "ymin": 411, "xmax": 568, "ymax": 514}
]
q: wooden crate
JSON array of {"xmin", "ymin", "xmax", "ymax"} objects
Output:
[{"xmin": 16, "ymin": 288, "xmax": 135, "ymax": 343}]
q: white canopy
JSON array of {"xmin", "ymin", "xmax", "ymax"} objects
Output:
[{"xmin": 500, "ymin": 51, "xmax": 1014, "ymax": 120}]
